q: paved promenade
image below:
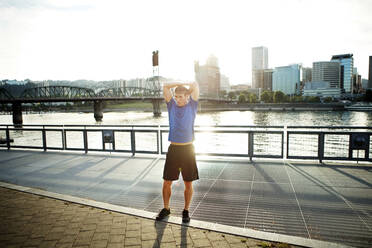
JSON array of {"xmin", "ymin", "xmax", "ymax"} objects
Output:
[
  {"xmin": 0, "ymin": 150, "xmax": 371, "ymax": 247},
  {"xmin": 0, "ymin": 186, "xmax": 299, "ymax": 248}
]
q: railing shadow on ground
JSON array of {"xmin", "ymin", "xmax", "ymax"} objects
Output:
[
  {"xmin": 327, "ymin": 166, "xmax": 372, "ymax": 188},
  {"xmin": 285, "ymin": 162, "xmax": 372, "ymax": 216}
]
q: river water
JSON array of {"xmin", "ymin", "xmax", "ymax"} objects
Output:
[
  {"xmin": 1, "ymin": 110, "xmax": 371, "ymax": 158},
  {"xmin": 1, "ymin": 110, "xmax": 372, "ymax": 126}
]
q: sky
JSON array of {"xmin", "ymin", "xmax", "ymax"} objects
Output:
[{"xmin": 0, "ymin": 0, "xmax": 371, "ymax": 85}]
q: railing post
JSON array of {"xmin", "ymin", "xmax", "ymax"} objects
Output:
[
  {"xmin": 42, "ymin": 126, "xmax": 47, "ymax": 151},
  {"xmin": 281, "ymin": 131, "xmax": 284, "ymax": 159},
  {"xmin": 157, "ymin": 125, "xmax": 161, "ymax": 155},
  {"xmin": 131, "ymin": 128, "xmax": 136, "ymax": 156},
  {"xmin": 248, "ymin": 132, "xmax": 253, "ymax": 161},
  {"xmin": 62, "ymin": 125, "xmax": 66, "ymax": 150},
  {"xmin": 318, "ymin": 132, "xmax": 324, "ymax": 164},
  {"xmin": 112, "ymin": 130, "xmax": 116, "ymax": 151},
  {"xmin": 284, "ymin": 129, "xmax": 289, "ymax": 159},
  {"xmin": 348, "ymin": 133, "xmax": 353, "ymax": 160},
  {"xmin": 6, "ymin": 126, "xmax": 10, "ymax": 150},
  {"xmin": 83, "ymin": 127, "xmax": 88, "ymax": 154}
]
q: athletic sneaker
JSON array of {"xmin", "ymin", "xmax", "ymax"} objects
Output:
[
  {"xmin": 156, "ymin": 208, "xmax": 170, "ymax": 221},
  {"xmin": 182, "ymin": 209, "xmax": 190, "ymax": 223}
]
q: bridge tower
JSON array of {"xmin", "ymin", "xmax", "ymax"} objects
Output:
[
  {"xmin": 94, "ymin": 101, "xmax": 103, "ymax": 122},
  {"xmin": 152, "ymin": 50, "xmax": 162, "ymax": 117},
  {"xmin": 12, "ymin": 102, "xmax": 23, "ymax": 127}
]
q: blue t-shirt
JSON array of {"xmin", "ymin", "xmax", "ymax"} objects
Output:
[{"xmin": 167, "ymin": 97, "xmax": 198, "ymax": 143}]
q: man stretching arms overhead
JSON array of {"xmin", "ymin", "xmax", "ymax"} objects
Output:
[{"xmin": 156, "ymin": 81, "xmax": 200, "ymax": 223}]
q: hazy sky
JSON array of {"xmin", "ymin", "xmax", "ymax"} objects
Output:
[{"xmin": 1, "ymin": 0, "xmax": 371, "ymax": 84}]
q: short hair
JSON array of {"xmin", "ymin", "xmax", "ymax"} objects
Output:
[{"xmin": 175, "ymin": 86, "xmax": 189, "ymax": 95}]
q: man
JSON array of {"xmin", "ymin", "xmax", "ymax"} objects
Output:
[{"xmin": 156, "ymin": 81, "xmax": 199, "ymax": 223}]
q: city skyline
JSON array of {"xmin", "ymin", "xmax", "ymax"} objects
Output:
[{"xmin": 0, "ymin": 0, "xmax": 371, "ymax": 84}]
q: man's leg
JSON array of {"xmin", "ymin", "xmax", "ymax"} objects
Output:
[
  {"xmin": 156, "ymin": 180, "xmax": 173, "ymax": 221},
  {"xmin": 183, "ymin": 181, "xmax": 193, "ymax": 210},
  {"xmin": 182, "ymin": 180, "xmax": 193, "ymax": 223},
  {"xmin": 163, "ymin": 180, "xmax": 173, "ymax": 210}
]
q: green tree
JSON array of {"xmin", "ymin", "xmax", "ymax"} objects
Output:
[
  {"xmin": 308, "ymin": 96, "xmax": 320, "ymax": 103},
  {"xmin": 273, "ymin": 91, "xmax": 286, "ymax": 103},
  {"xmin": 293, "ymin": 96, "xmax": 304, "ymax": 102},
  {"xmin": 228, "ymin": 91, "xmax": 236, "ymax": 100},
  {"xmin": 242, "ymin": 90, "xmax": 249, "ymax": 96},
  {"xmin": 238, "ymin": 94, "xmax": 246, "ymax": 103},
  {"xmin": 323, "ymin": 97, "xmax": 333, "ymax": 103},
  {"xmin": 261, "ymin": 90, "xmax": 273, "ymax": 103},
  {"xmin": 249, "ymin": 94, "xmax": 258, "ymax": 103},
  {"xmin": 220, "ymin": 90, "xmax": 227, "ymax": 98}
]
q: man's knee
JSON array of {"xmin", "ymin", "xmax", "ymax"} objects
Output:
[
  {"xmin": 184, "ymin": 181, "xmax": 193, "ymax": 189},
  {"xmin": 163, "ymin": 180, "xmax": 173, "ymax": 188}
]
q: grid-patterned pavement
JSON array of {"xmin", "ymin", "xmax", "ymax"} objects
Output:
[{"xmin": 0, "ymin": 150, "xmax": 371, "ymax": 247}]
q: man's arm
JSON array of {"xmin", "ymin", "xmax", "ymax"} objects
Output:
[
  {"xmin": 189, "ymin": 82, "xmax": 199, "ymax": 101},
  {"xmin": 163, "ymin": 82, "xmax": 184, "ymax": 102}
]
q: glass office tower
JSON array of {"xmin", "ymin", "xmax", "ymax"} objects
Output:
[{"xmin": 331, "ymin": 54, "xmax": 354, "ymax": 93}]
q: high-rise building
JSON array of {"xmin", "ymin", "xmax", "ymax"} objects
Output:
[
  {"xmin": 331, "ymin": 54, "xmax": 354, "ymax": 93},
  {"xmin": 194, "ymin": 55, "xmax": 221, "ymax": 97},
  {"xmin": 272, "ymin": 64, "xmax": 301, "ymax": 95},
  {"xmin": 312, "ymin": 61, "xmax": 340, "ymax": 89},
  {"xmin": 301, "ymin": 67, "xmax": 312, "ymax": 91},
  {"xmin": 263, "ymin": 69, "xmax": 273, "ymax": 91},
  {"xmin": 220, "ymin": 74, "xmax": 231, "ymax": 92},
  {"xmin": 252, "ymin": 46, "xmax": 268, "ymax": 70},
  {"xmin": 252, "ymin": 46, "xmax": 268, "ymax": 89},
  {"xmin": 369, "ymin": 56, "xmax": 372, "ymax": 89},
  {"xmin": 302, "ymin": 67, "xmax": 312, "ymax": 83}
]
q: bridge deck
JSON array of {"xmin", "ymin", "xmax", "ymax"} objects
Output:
[{"xmin": 0, "ymin": 150, "xmax": 371, "ymax": 247}]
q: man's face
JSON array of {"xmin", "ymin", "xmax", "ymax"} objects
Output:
[{"xmin": 174, "ymin": 93, "xmax": 188, "ymax": 107}]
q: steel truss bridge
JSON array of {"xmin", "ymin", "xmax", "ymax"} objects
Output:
[
  {"xmin": 0, "ymin": 85, "xmax": 231, "ymax": 125},
  {"xmin": 0, "ymin": 85, "xmax": 229, "ymax": 103}
]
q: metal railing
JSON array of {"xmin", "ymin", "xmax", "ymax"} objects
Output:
[{"xmin": 0, "ymin": 124, "xmax": 371, "ymax": 162}]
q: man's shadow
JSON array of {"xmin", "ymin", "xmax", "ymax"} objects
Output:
[
  {"xmin": 181, "ymin": 224, "xmax": 189, "ymax": 247},
  {"xmin": 154, "ymin": 220, "xmax": 167, "ymax": 248},
  {"xmin": 154, "ymin": 220, "xmax": 189, "ymax": 248}
]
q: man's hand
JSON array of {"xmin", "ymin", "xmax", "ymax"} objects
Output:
[{"xmin": 189, "ymin": 82, "xmax": 199, "ymax": 101}]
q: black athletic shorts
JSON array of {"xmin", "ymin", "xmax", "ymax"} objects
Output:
[{"xmin": 163, "ymin": 144, "xmax": 199, "ymax": 181}]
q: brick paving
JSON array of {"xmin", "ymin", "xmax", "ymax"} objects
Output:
[{"xmin": 0, "ymin": 187, "xmax": 303, "ymax": 248}]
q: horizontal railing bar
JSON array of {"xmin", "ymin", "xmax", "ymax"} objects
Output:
[
  {"xmin": 1, "ymin": 124, "xmax": 371, "ymax": 129},
  {"xmin": 252, "ymin": 155, "xmax": 283, "ymax": 158},
  {"xmin": 287, "ymin": 156, "xmax": 320, "ymax": 159},
  {"xmin": 0, "ymin": 124, "xmax": 161, "ymax": 128},
  {"xmin": 135, "ymin": 150, "xmax": 159, "ymax": 154},
  {"xmin": 65, "ymin": 148, "xmax": 86, "ymax": 151},
  {"xmin": 9, "ymin": 146, "xmax": 44, "ymax": 149},
  {"xmin": 287, "ymin": 126, "xmax": 372, "ymax": 129},
  {"xmin": 288, "ymin": 131, "xmax": 372, "ymax": 135},
  {"xmin": 195, "ymin": 153, "xmax": 249, "ymax": 157},
  {"xmin": 45, "ymin": 147, "xmax": 64, "ymax": 150}
]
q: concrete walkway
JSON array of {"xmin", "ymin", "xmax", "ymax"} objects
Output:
[
  {"xmin": 0, "ymin": 186, "xmax": 300, "ymax": 248},
  {"xmin": 0, "ymin": 150, "xmax": 371, "ymax": 248}
]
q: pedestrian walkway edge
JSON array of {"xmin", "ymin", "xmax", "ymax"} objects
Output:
[{"xmin": 0, "ymin": 181, "xmax": 352, "ymax": 248}]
